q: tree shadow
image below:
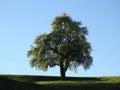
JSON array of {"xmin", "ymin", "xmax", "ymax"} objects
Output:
[{"xmin": 65, "ymin": 77, "xmax": 102, "ymax": 81}]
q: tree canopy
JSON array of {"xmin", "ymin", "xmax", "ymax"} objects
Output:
[{"xmin": 27, "ymin": 13, "xmax": 93, "ymax": 80}]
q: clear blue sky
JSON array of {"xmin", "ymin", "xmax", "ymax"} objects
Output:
[{"xmin": 0, "ymin": 0, "xmax": 120, "ymax": 77}]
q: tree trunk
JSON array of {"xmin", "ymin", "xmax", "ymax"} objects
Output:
[
  {"xmin": 60, "ymin": 68, "xmax": 65, "ymax": 80},
  {"xmin": 60, "ymin": 61, "xmax": 66, "ymax": 80}
]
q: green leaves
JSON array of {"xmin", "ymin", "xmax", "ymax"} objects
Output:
[{"xmin": 27, "ymin": 13, "xmax": 93, "ymax": 76}]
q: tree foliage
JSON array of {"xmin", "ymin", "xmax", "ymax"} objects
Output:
[{"xmin": 27, "ymin": 13, "xmax": 93, "ymax": 79}]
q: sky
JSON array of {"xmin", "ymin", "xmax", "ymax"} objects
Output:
[{"xmin": 0, "ymin": 0, "xmax": 120, "ymax": 77}]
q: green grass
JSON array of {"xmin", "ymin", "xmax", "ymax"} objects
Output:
[{"xmin": 0, "ymin": 74, "xmax": 120, "ymax": 90}]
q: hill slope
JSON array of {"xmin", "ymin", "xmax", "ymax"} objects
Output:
[{"xmin": 0, "ymin": 75, "xmax": 120, "ymax": 90}]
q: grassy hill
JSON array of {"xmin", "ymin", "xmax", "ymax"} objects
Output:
[{"xmin": 0, "ymin": 74, "xmax": 120, "ymax": 90}]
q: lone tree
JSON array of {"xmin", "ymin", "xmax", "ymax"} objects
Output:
[{"xmin": 27, "ymin": 13, "xmax": 93, "ymax": 80}]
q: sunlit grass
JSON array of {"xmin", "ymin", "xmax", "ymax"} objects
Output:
[
  {"xmin": 35, "ymin": 80, "xmax": 83, "ymax": 85},
  {"xmin": 35, "ymin": 76, "xmax": 120, "ymax": 85}
]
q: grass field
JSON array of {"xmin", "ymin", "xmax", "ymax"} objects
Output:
[{"xmin": 0, "ymin": 74, "xmax": 120, "ymax": 90}]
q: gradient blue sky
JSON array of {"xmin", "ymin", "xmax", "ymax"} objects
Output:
[{"xmin": 0, "ymin": 0, "xmax": 120, "ymax": 77}]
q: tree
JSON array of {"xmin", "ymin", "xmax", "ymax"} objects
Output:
[{"xmin": 27, "ymin": 13, "xmax": 93, "ymax": 80}]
